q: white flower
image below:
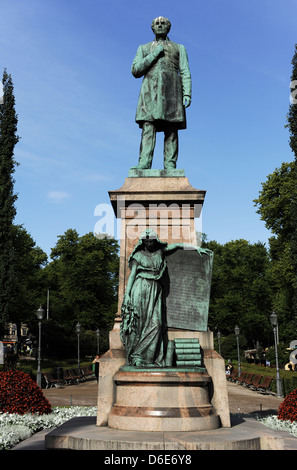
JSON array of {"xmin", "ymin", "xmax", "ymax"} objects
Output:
[
  {"xmin": 258, "ymin": 414, "xmax": 297, "ymax": 437},
  {"xmin": 0, "ymin": 406, "xmax": 97, "ymax": 449}
]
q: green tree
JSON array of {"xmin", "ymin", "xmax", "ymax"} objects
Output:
[
  {"xmin": 254, "ymin": 162, "xmax": 296, "ymax": 325},
  {"xmin": 44, "ymin": 229, "xmax": 119, "ymax": 352},
  {"xmin": 10, "ymin": 225, "xmax": 48, "ymax": 329},
  {"xmin": 265, "ymin": 342, "xmax": 290, "ymax": 368},
  {"xmin": 254, "ymin": 43, "xmax": 297, "ymax": 331},
  {"xmin": 203, "ymin": 239, "xmax": 272, "ymax": 348},
  {"xmin": 287, "ymin": 45, "xmax": 297, "ymax": 159},
  {"xmin": 287, "ymin": 44, "xmax": 297, "ymax": 316},
  {"xmin": 0, "ymin": 69, "xmax": 19, "ymax": 335},
  {"xmin": 218, "ymin": 333, "xmax": 248, "ymax": 362}
]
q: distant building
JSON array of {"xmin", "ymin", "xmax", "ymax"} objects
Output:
[{"xmin": 2, "ymin": 323, "xmax": 31, "ymax": 354}]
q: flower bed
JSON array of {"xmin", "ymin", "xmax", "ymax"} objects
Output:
[
  {"xmin": 253, "ymin": 388, "xmax": 297, "ymax": 439},
  {"xmin": 0, "ymin": 370, "xmax": 51, "ymax": 415},
  {"xmin": 277, "ymin": 388, "xmax": 297, "ymax": 422},
  {"xmin": 0, "ymin": 369, "xmax": 97, "ymax": 449},
  {"xmin": 258, "ymin": 414, "xmax": 297, "ymax": 437},
  {"xmin": 0, "ymin": 406, "xmax": 97, "ymax": 449}
]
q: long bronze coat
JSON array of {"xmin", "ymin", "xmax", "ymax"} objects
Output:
[{"xmin": 132, "ymin": 39, "xmax": 191, "ymax": 132}]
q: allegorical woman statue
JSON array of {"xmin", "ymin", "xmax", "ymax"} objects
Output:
[{"xmin": 120, "ymin": 229, "xmax": 211, "ymax": 367}]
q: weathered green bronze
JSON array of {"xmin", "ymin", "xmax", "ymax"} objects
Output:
[
  {"xmin": 131, "ymin": 16, "xmax": 191, "ymax": 170},
  {"xmin": 174, "ymin": 338, "xmax": 202, "ymax": 367},
  {"xmin": 165, "ymin": 248, "xmax": 213, "ymax": 331},
  {"xmin": 128, "ymin": 168, "xmax": 185, "ymax": 178},
  {"xmin": 120, "ymin": 229, "xmax": 212, "ymax": 368}
]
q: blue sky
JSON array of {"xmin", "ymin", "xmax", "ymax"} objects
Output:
[{"xmin": 1, "ymin": 0, "xmax": 296, "ymax": 256}]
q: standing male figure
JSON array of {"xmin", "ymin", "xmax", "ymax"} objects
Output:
[{"xmin": 131, "ymin": 16, "xmax": 191, "ymax": 170}]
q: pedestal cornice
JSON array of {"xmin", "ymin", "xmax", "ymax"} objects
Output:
[{"xmin": 108, "ymin": 176, "xmax": 206, "ymax": 215}]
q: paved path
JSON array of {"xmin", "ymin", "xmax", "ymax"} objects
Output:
[
  {"xmin": 11, "ymin": 379, "xmax": 297, "ymax": 450},
  {"xmin": 43, "ymin": 378, "xmax": 98, "ymax": 407},
  {"xmin": 227, "ymin": 381, "xmax": 283, "ymax": 416},
  {"xmin": 41, "ymin": 378, "xmax": 284, "ymax": 416}
]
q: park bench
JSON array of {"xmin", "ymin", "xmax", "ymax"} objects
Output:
[
  {"xmin": 257, "ymin": 375, "xmax": 274, "ymax": 394},
  {"xmin": 73, "ymin": 368, "xmax": 86, "ymax": 382},
  {"xmin": 43, "ymin": 371, "xmax": 64, "ymax": 389},
  {"xmin": 240, "ymin": 372, "xmax": 254, "ymax": 387},
  {"xmin": 226, "ymin": 368, "xmax": 236, "ymax": 380},
  {"xmin": 248, "ymin": 374, "xmax": 263, "ymax": 390},
  {"xmin": 69, "ymin": 368, "xmax": 83, "ymax": 383},
  {"xmin": 227, "ymin": 369, "xmax": 238, "ymax": 382},
  {"xmin": 235, "ymin": 371, "xmax": 246, "ymax": 384},
  {"xmin": 64, "ymin": 369, "xmax": 80, "ymax": 384},
  {"xmin": 61, "ymin": 369, "xmax": 71, "ymax": 384},
  {"xmin": 81, "ymin": 366, "xmax": 96, "ymax": 380}
]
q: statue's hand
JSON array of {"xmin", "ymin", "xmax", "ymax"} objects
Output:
[
  {"xmin": 197, "ymin": 247, "xmax": 212, "ymax": 256},
  {"xmin": 183, "ymin": 95, "xmax": 191, "ymax": 108},
  {"xmin": 123, "ymin": 293, "xmax": 131, "ymax": 306},
  {"xmin": 154, "ymin": 44, "xmax": 164, "ymax": 57}
]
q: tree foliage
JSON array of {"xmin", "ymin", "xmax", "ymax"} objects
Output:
[
  {"xmin": 202, "ymin": 238, "xmax": 272, "ymax": 348},
  {"xmin": 254, "ymin": 162, "xmax": 296, "ymax": 323},
  {"xmin": 0, "ymin": 69, "xmax": 49, "ymax": 340},
  {"xmin": 254, "ymin": 162, "xmax": 296, "ymax": 239},
  {"xmin": 10, "ymin": 225, "xmax": 48, "ymax": 324},
  {"xmin": 44, "ymin": 229, "xmax": 119, "ymax": 335},
  {"xmin": 0, "ymin": 69, "xmax": 19, "ymax": 335},
  {"xmin": 287, "ymin": 45, "xmax": 297, "ymax": 315},
  {"xmin": 254, "ymin": 42, "xmax": 297, "ymax": 325},
  {"xmin": 287, "ymin": 44, "xmax": 297, "ymax": 158},
  {"xmin": 31, "ymin": 229, "xmax": 119, "ymax": 358}
]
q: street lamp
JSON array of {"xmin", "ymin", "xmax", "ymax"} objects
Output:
[
  {"xmin": 96, "ymin": 328, "xmax": 100, "ymax": 356},
  {"xmin": 36, "ymin": 305, "xmax": 45, "ymax": 387},
  {"xmin": 217, "ymin": 331, "xmax": 221, "ymax": 355},
  {"xmin": 76, "ymin": 322, "xmax": 81, "ymax": 372},
  {"xmin": 234, "ymin": 325, "xmax": 241, "ymax": 375},
  {"xmin": 270, "ymin": 312, "xmax": 283, "ymax": 397}
]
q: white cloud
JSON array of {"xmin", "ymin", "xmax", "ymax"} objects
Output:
[{"xmin": 47, "ymin": 191, "xmax": 69, "ymax": 203}]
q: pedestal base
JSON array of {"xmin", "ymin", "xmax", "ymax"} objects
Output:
[
  {"xmin": 97, "ymin": 328, "xmax": 231, "ymax": 428},
  {"xmin": 108, "ymin": 369, "xmax": 220, "ymax": 432},
  {"xmin": 45, "ymin": 416, "xmax": 287, "ymax": 451}
]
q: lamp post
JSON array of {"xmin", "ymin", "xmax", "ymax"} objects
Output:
[
  {"xmin": 96, "ymin": 328, "xmax": 100, "ymax": 356},
  {"xmin": 36, "ymin": 305, "xmax": 45, "ymax": 388},
  {"xmin": 235, "ymin": 325, "xmax": 241, "ymax": 375},
  {"xmin": 270, "ymin": 312, "xmax": 282, "ymax": 397},
  {"xmin": 76, "ymin": 322, "xmax": 81, "ymax": 372},
  {"xmin": 217, "ymin": 330, "xmax": 221, "ymax": 355}
]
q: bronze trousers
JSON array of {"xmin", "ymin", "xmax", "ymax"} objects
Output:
[{"xmin": 138, "ymin": 122, "xmax": 178, "ymax": 169}]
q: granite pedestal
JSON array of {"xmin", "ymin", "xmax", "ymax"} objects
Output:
[
  {"xmin": 97, "ymin": 172, "xmax": 230, "ymax": 431},
  {"xmin": 108, "ymin": 369, "xmax": 220, "ymax": 432}
]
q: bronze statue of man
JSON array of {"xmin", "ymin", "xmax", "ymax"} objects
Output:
[{"xmin": 131, "ymin": 16, "xmax": 191, "ymax": 170}]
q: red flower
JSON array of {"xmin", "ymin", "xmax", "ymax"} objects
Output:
[
  {"xmin": 0, "ymin": 370, "xmax": 52, "ymax": 415},
  {"xmin": 278, "ymin": 389, "xmax": 297, "ymax": 422}
]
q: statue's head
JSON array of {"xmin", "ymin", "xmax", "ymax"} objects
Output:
[
  {"xmin": 140, "ymin": 229, "xmax": 158, "ymax": 250},
  {"xmin": 128, "ymin": 228, "xmax": 167, "ymax": 267},
  {"xmin": 151, "ymin": 16, "xmax": 171, "ymax": 36},
  {"xmin": 140, "ymin": 228, "xmax": 158, "ymax": 240}
]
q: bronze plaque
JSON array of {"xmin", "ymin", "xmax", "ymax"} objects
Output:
[{"xmin": 164, "ymin": 248, "xmax": 213, "ymax": 331}]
